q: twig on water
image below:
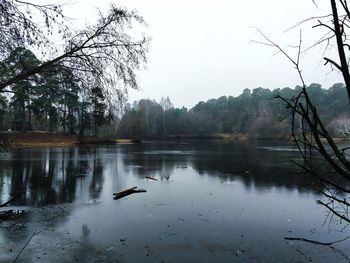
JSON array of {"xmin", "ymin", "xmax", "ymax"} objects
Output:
[
  {"xmin": 284, "ymin": 236, "xmax": 349, "ymax": 246},
  {"xmin": 13, "ymin": 229, "xmax": 39, "ymax": 263}
]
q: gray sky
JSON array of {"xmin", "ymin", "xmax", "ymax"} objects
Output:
[{"xmin": 63, "ymin": 0, "xmax": 341, "ymax": 108}]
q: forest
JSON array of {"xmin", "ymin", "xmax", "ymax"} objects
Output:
[
  {"xmin": 117, "ymin": 83, "xmax": 350, "ymax": 139},
  {"xmin": 1, "ymin": 47, "xmax": 349, "ymax": 141},
  {"xmin": 2, "ymin": 1, "xmax": 350, "ymax": 262},
  {"xmin": 0, "ymin": 47, "xmax": 117, "ymax": 137},
  {"xmin": 1, "ymin": 45, "xmax": 349, "ymax": 140}
]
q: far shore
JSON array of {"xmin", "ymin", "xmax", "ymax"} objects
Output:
[
  {"xmin": 0, "ymin": 131, "xmax": 347, "ymax": 148},
  {"xmin": 0, "ymin": 131, "xmax": 138, "ymax": 147}
]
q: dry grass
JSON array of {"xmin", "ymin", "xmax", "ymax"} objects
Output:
[{"xmin": 0, "ymin": 131, "xmax": 136, "ymax": 147}]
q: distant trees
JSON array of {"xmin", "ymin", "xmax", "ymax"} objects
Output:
[
  {"xmin": 0, "ymin": 2, "xmax": 149, "ymax": 93},
  {"xmin": 0, "ymin": 95, "xmax": 8, "ymax": 130},
  {"xmin": 0, "ymin": 1, "xmax": 149, "ymax": 135},
  {"xmin": 160, "ymin": 96, "xmax": 173, "ymax": 132},
  {"xmin": 0, "ymin": 0, "xmax": 149, "ymax": 136},
  {"xmin": 258, "ymin": 0, "xmax": 350, "ymax": 224},
  {"xmin": 0, "ymin": 48, "xmax": 117, "ymax": 135},
  {"xmin": 117, "ymin": 84, "xmax": 349, "ymax": 139},
  {"xmin": 90, "ymin": 86, "xmax": 107, "ymax": 136},
  {"xmin": 0, "ymin": 47, "xmax": 39, "ymax": 131},
  {"xmin": 57, "ymin": 68, "xmax": 80, "ymax": 134}
]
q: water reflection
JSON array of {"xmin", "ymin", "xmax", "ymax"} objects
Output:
[
  {"xmin": 121, "ymin": 140, "xmax": 317, "ymax": 193},
  {"xmin": 0, "ymin": 141, "xmax": 348, "ymax": 263},
  {"xmin": 0, "ymin": 140, "xmax": 320, "ymax": 207},
  {"xmin": 0, "ymin": 148, "xmax": 93, "ymax": 206}
]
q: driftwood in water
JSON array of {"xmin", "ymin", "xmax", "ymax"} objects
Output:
[
  {"xmin": 0, "ymin": 191, "xmax": 25, "ymax": 208},
  {"xmin": 113, "ymin": 187, "xmax": 146, "ymax": 200},
  {"xmin": 13, "ymin": 229, "xmax": 38, "ymax": 263},
  {"xmin": 145, "ymin": 176, "xmax": 157, "ymax": 181},
  {"xmin": 113, "ymin": 186, "xmax": 137, "ymax": 195},
  {"xmin": 284, "ymin": 236, "xmax": 349, "ymax": 246}
]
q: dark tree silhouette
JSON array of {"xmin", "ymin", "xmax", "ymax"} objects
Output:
[
  {"xmin": 0, "ymin": 0, "xmax": 66, "ymax": 58},
  {"xmin": 257, "ymin": 0, "xmax": 350, "ymax": 225},
  {"xmin": 0, "ymin": 1, "xmax": 149, "ymax": 102}
]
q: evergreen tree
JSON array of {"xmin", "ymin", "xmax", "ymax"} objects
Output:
[{"xmin": 90, "ymin": 86, "xmax": 106, "ymax": 136}]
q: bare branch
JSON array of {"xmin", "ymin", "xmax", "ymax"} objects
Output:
[{"xmin": 284, "ymin": 236, "xmax": 349, "ymax": 245}]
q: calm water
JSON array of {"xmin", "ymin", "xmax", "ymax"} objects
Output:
[{"xmin": 0, "ymin": 140, "xmax": 349, "ymax": 262}]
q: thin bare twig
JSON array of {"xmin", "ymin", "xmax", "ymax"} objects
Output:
[
  {"xmin": 13, "ymin": 229, "xmax": 39, "ymax": 263},
  {"xmin": 284, "ymin": 236, "xmax": 349, "ymax": 245}
]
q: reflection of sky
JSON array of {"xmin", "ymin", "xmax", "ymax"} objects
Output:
[{"xmin": 0, "ymin": 142, "xmax": 349, "ymax": 262}]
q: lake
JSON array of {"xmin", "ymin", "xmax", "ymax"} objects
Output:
[{"xmin": 0, "ymin": 140, "xmax": 349, "ymax": 262}]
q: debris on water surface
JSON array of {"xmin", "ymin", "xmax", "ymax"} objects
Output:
[
  {"xmin": 120, "ymin": 238, "xmax": 127, "ymax": 245},
  {"xmin": 145, "ymin": 246, "xmax": 151, "ymax": 257},
  {"xmin": 106, "ymin": 246, "xmax": 114, "ymax": 251},
  {"xmin": 113, "ymin": 187, "xmax": 146, "ymax": 200},
  {"xmin": 145, "ymin": 176, "xmax": 158, "ymax": 181}
]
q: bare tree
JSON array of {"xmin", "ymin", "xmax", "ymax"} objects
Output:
[
  {"xmin": 257, "ymin": 0, "xmax": 350, "ymax": 226},
  {"xmin": 0, "ymin": 0, "xmax": 66, "ymax": 58},
  {"xmin": 0, "ymin": 1, "xmax": 149, "ymax": 102}
]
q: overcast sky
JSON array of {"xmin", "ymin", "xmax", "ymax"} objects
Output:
[{"xmin": 62, "ymin": 0, "xmax": 341, "ymax": 108}]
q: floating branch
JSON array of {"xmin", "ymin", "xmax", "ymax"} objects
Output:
[
  {"xmin": 145, "ymin": 176, "xmax": 157, "ymax": 181},
  {"xmin": 113, "ymin": 187, "xmax": 146, "ymax": 200},
  {"xmin": 284, "ymin": 236, "xmax": 349, "ymax": 246},
  {"xmin": 13, "ymin": 229, "xmax": 39, "ymax": 263}
]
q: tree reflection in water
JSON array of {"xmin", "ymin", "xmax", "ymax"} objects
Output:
[
  {"xmin": 121, "ymin": 140, "xmax": 320, "ymax": 193},
  {"xmin": 0, "ymin": 141, "xmax": 347, "ymax": 263},
  {"xmin": 0, "ymin": 141, "xmax": 323, "ymax": 208}
]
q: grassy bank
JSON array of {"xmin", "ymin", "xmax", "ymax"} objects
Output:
[{"xmin": 0, "ymin": 131, "xmax": 136, "ymax": 147}]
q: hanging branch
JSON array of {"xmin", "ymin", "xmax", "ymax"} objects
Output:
[
  {"xmin": 0, "ymin": 2, "xmax": 150, "ymax": 105},
  {"xmin": 253, "ymin": 0, "xmax": 350, "ymax": 225}
]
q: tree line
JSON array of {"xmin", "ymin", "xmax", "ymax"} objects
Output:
[
  {"xmin": 117, "ymin": 83, "xmax": 350, "ymax": 139},
  {"xmin": 0, "ymin": 47, "xmax": 116, "ymax": 136},
  {"xmin": 3, "ymin": 49, "xmax": 348, "ymax": 141},
  {"xmin": 0, "ymin": 1, "xmax": 149, "ymax": 137}
]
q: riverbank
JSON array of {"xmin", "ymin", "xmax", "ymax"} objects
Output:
[
  {"xmin": 162, "ymin": 133, "xmax": 349, "ymax": 142},
  {"xmin": 143, "ymin": 133, "xmax": 292, "ymax": 141},
  {"xmin": 0, "ymin": 131, "xmax": 136, "ymax": 147},
  {"xmin": 167, "ymin": 133, "xmax": 250, "ymax": 140},
  {"xmin": 1, "ymin": 131, "xmax": 347, "ymax": 148}
]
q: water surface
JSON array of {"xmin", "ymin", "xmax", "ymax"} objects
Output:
[{"xmin": 0, "ymin": 140, "xmax": 349, "ymax": 262}]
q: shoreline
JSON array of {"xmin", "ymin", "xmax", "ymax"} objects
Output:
[
  {"xmin": 1, "ymin": 131, "xmax": 347, "ymax": 148},
  {"xmin": 0, "ymin": 131, "xmax": 137, "ymax": 148}
]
